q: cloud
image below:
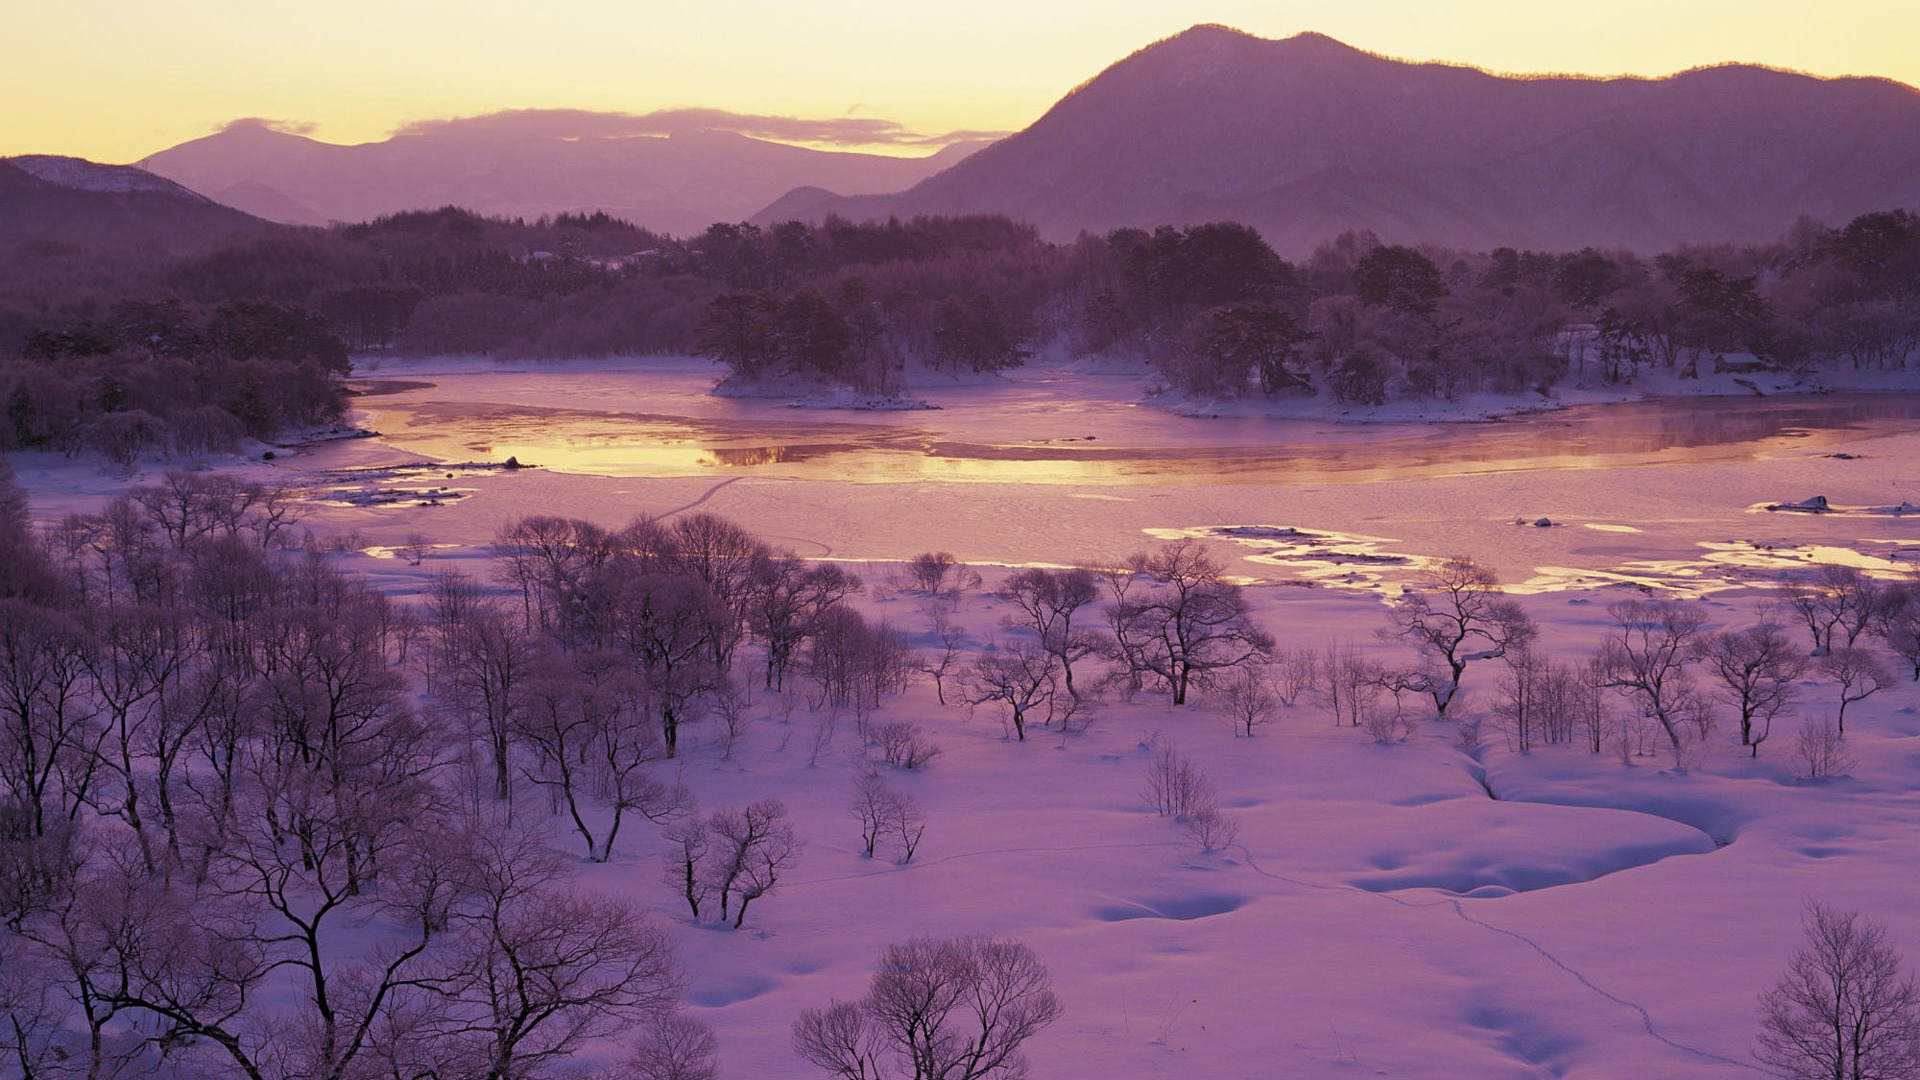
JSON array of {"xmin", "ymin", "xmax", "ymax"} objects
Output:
[
  {"xmin": 390, "ymin": 108, "xmax": 1002, "ymax": 148},
  {"xmin": 219, "ymin": 117, "xmax": 319, "ymax": 136}
]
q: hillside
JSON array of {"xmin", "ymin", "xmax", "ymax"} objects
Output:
[
  {"xmin": 760, "ymin": 25, "xmax": 1920, "ymax": 255},
  {"xmin": 139, "ymin": 115, "xmax": 990, "ymax": 235},
  {"xmin": 0, "ymin": 155, "xmax": 273, "ymax": 251}
]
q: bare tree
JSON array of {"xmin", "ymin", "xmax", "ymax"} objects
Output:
[
  {"xmin": 430, "ymin": 572, "xmax": 534, "ymax": 801},
  {"xmin": 1823, "ymin": 648, "xmax": 1896, "ymax": 735},
  {"xmin": 1757, "ymin": 903, "xmax": 1920, "ymax": 1079},
  {"xmin": 1270, "ymin": 645, "xmax": 1318, "ymax": 707},
  {"xmin": 493, "ymin": 515, "xmax": 615, "ymax": 637},
  {"xmin": 749, "ymin": 554, "xmax": 862, "ymax": 692},
  {"xmin": 606, "ymin": 570, "xmax": 726, "ymax": 758},
  {"xmin": 0, "ymin": 929, "xmax": 70, "ymax": 1077},
  {"xmin": 662, "ymin": 816, "xmax": 711, "ymax": 921},
  {"xmin": 11, "ymin": 849, "xmax": 171, "ymax": 1080},
  {"xmin": 1380, "ymin": 555, "xmax": 1536, "ymax": 716},
  {"xmin": 399, "ymin": 533, "xmax": 433, "ymax": 566},
  {"xmin": 1577, "ymin": 654, "xmax": 1616, "ymax": 755},
  {"xmin": 793, "ymin": 1000, "xmax": 887, "ymax": 1080},
  {"xmin": 1142, "ymin": 742, "xmax": 1215, "ymax": 821},
  {"xmin": 0, "ymin": 600, "xmax": 99, "ymax": 841},
  {"xmin": 702, "ymin": 800, "xmax": 800, "ymax": 929},
  {"xmin": 1365, "ymin": 665, "xmax": 1429, "ymax": 725},
  {"xmin": 873, "ymin": 720, "xmax": 942, "ymax": 770},
  {"xmin": 1875, "ymin": 579, "xmax": 1920, "ymax": 679},
  {"xmin": 1489, "ymin": 647, "xmax": 1585, "ymax": 753},
  {"xmin": 887, "ymin": 794, "xmax": 927, "ymax": 864},
  {"xmin": 709, "ymin": 682, "xmax": 753, "ymax": 759},
  {"xmin": 964, "ymin": 640, "xmax": 1059, "ymax": 741},
  {"xmin": 793, "ymin": 936, "xmax": 1062, "ymax": 1080},
  {"xmin": 1596, "ymin": 599, "xmax": 1714, "ymax": 770},
  {"xmin": 917, "ymin": 606, "xmax": 967, "ymax": 706},
  {"xmin": 851, "ymin": 777, "xmax": 925, "ymax": 863},
  {"xmin": 517, "ymin": 649, "xmax": 606, "ymax": 856},
  {"xmin": 1699, "ymin": 622, "xmax": 1807, "ymax": 756},
  {"xmin": 1783, "ymin": 564, "xmax": 1889, "ymax": 654},
  {"xmin": 1316, "ymin": 641, "xmax": 1381, "ymax": 728},
  {"xmin": 902, "ymin": 552, "xmax": 980, "ymax": 601},
  {"xmin": 152, "ymin": 768, "xmax": 445, "ymax": 1080},
  {"xmin": 129, "ymin": 470, "xmax": 300, "ymax": 553},
  {"xmin": 662, "ymin": 511, "xmax": 770, "ymax": 674},
  {"xmin": 996, "ymin": 568, "xmax": 1103, "ymax": 700},
  {"xmin": 1360, "ymin": 705, "xmax": 1420, "ymax": 745},
  {"xmin": 81, "ymin": 598, "xmax": 196, "ymax": 872},
  {"xmin": 806, "ymin": 609, "xmax": 916, "ymax": 721},
  {"xmin": 1218, "ymin": 664, "xmax": 1282, "ymax": 737},
  {"xmin": 1185, "ymin": 804, "xmax": 1240, "ymax": 853},
  {"xmin": 851, "ymin": 777, "xmax": 893, "ymax": 859},
  {"xmin": 517, "ymin": 649, "xmax": 686, "ymax": 863},
  {"xmin": 1792, "ymin": 717, "xmax": 1856, "ymax": 781},
  {"xmin": 1098, "ymin": 565, "xmax": 1150, "ymax": 701},
  {"xmin": 1107, "ymin": 541, "xmax": 1273, "ymax": 705},
  {"xmin": 433, "ymin": 832, "xmax": 687, "ymax": 1080},
  {"xmin": 617, "ymin": 1012, "xmax": 721, "ymax": 1080}
]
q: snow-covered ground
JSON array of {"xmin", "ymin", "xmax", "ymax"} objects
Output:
[{"xmin": 9, "ymin": 355, "xmax": 1920, "ymax": 1078}]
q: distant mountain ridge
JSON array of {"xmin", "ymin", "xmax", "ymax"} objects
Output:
[
  {"xmin": 138, "ymin": 117, "xmax": 989, "ymax": 235},
  {"xmin": 756, "ymin": 25, "xmax": 1920, "ymax": 255},
  {"xmin": 0, "ymin": 155, "xmax": 270, "ymax": 251}
]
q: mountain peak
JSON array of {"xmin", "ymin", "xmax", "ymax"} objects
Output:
[
  {"xmin": 1109, "ymin": 25, "xmax": 1384, "ymax": 88},
  {"xmin": 1163, "ymin": 23, "xmax": 1260, "ymax": 44},
  {"xmin": 1151, "ymin": 25, "xmax": 1374, "ymax": 62},
  {"xmin": 0, "ymin": 156, "xmax": 270, "ymax": 252},
  {"xmin": 784, "ymin": 26, "xmax": 1920, "ymax": 257}
]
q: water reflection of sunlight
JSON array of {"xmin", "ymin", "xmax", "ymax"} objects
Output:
[
  {"xmin": 708, "ymin": 445, "xmax": 799, "ymax": 466},
  {"xmin": 380, "ymin": 390, "xmax": 1920, "ymax": 486},
  {"xmin": 488, "ymin": 439, "xmax": 1151, "ymax": 484},
  {"xmin": 489, "ymin": 442, "xmax": 719, "ymax": 474}
]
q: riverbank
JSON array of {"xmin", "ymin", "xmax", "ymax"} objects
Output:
[
  {"xmin": 349, "ymin": 350, "xmax": 1920, "ymax": 427},
  {"xmin": 1136, "ymin": 360, "xmax": 1920, "ymax": 424}
]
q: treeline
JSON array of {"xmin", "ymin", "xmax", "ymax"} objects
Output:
[
  {"xmin": 1, "ymin": 298, "xmax": 349, "ymax": 458},
  {"xmin": 692, "ymin": 208, "xmax": 1920, "ymax": 399},
  {"xmin": 1078, "ymin": 209, "xmax": 1920, "ymax": 403},
  {"xmin": 6, "ymin": 203, "xmax": 1920, "ymax": 406},
  {"xmin": 690, "ymin": 217, "xmax": 1064, "ymax": 392}
]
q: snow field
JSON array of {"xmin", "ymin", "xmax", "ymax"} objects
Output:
[{"xmin": 519, "ymin": 569, "xmax": 1914, "ymax": 1080}]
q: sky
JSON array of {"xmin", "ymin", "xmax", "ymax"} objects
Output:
[{"xmin": 7, "ymin": 0, "xmax": 1920, "ymax": 164}]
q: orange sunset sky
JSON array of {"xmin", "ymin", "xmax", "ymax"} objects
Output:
[{"xmin": 6, "ymin": 0, "xmax": 1918, "ymax": 163}]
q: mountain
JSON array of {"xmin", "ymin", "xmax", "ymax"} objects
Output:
[
  {"xmin": 756, "ymin": 25, "xmax": 1920, "ymax": 255},
  {"xmin": 138, "ymin": 117, "xmax": 991, "ymax": 235},
  {"xmin": 0, "ymin": 155, "xmax": 273, "ymax": 251}
]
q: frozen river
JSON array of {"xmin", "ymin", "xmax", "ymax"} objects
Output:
[{"xmin": 308, "ymin": 359, "xmax": 1920, "ymax": 593}]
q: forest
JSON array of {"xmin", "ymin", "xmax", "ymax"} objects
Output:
[{"xmin": 4, "ymin": 205, "xmax": 1919, "ymax": 456}]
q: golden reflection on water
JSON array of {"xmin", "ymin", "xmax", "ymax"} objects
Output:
[
  {"xmin": 383, "ymin": 392, "xmax": 1920, "ymax": 487},
  {"xmin": 483, "ymin": 438, "xmax": 1155, "ymax": 484},
  {"xmin": 708, "ymin": 445, "xmax": 800, "ymax": 467}
]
